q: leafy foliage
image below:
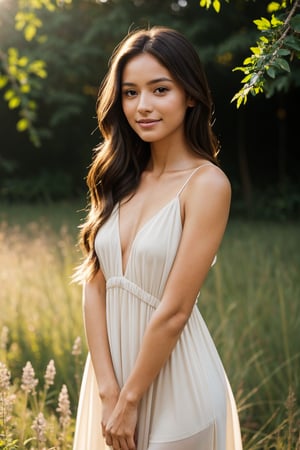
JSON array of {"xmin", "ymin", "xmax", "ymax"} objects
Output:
[
  {"xmin": 199, "ymin": 0, "xmax": 229, "ymax": 13},
  {"xmin": 199, "ymin": 0, "xmax": 300, "ymax": 106},
  {"xmin": 0, "ymin": 47, "xmax": 46, "ymax": 136},
  {"xmin": 0, "ymin": 0, "xmax": 72, "ymax": 145}
]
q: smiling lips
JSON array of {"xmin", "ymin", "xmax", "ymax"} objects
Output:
[{"xmin": 136, "ymin": 119, "xmax": 161, "ymax": 127}]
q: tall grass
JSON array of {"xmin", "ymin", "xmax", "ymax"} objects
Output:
[
  {"xmin": 201, "ymin": 219, "xmax": 300, "ymax": 449},
  {"xmin": 0, "ymin": 202, "xmax": 299, "ymax": 449}
]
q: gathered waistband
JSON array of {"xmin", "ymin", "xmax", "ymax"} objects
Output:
[{"xmin": 106, "ymin": 276, "xmax": 160, "ymax": 309}]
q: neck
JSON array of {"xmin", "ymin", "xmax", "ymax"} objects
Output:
[{"xmin": 148, "ymin": 138, "xmax": 199, "ymax": 174}]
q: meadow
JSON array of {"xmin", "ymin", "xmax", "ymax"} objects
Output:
[{"xmin": 0, "ymin": 201, "xmax": 299, "ymax": 449}]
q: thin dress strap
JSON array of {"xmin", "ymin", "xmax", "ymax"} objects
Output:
[{"xmin": 176, "ymin": 163, "xmax": 214, "ymax": 197}]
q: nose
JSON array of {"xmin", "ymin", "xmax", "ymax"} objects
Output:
[{"xmin": 137, "ymin": 92, "xmax": 152, "ymax": 114}]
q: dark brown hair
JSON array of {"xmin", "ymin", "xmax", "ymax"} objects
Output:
[{"xmin": 76, "ymin": 26, "xmax": 219, "ymax": 282}]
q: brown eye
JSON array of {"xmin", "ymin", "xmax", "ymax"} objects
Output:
[
  {"xmin": 123, "ymin": 89, "xmax": 137, "ymax": 97},
  {"xmin": 155, "ymin": 87, "xmax": 169, "ymax": 94}
]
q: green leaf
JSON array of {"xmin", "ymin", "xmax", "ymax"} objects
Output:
[
  {"xmin": 17, "ymin": 71, "xmax": 27, "ymax": 84},
  {"xmin": 253, "ymin": 17, "xmax": 271, "ymax": 31},
  {"xmin": 253, "ymin": 86, "xmax": 263, "ymax": 94},
  {"xmin": 232, "ymin": 66, "xmax": 248, "ymax": 74},
  {"xmin": 8, "ymin": 47, "xmax": 19, "ymax": 64},
  {"xmin": 290, "ymin": 15, "xmax": 300, "ymax": 33},
  {"xmin": 259, "ymin": 36, "xmax": 269, "ymax": 44},
  {"xmin": 250, "ymin": 46, "xmax": 261, "ymax": 56},
  {"xmin": 8, "ymin": 65, "xmax": 18, "ymax": 77},
  {"xmin": 8, "ymin": 96, "xmax": 21, "ymax": 109},
  {"xmin": 241, "ymin": 74, "xmax": 252, "ymax": 83},
  {"xmin": 36, "ymin": 69, "xmax": 47, "ymax": 78},
  {"xmin": 15, "ymin": 12, "xmax": 26, "ymax": 30},
  {"xmin": 8, "ymin": 47, "xmax": 18, "ymax": 59},
  {"xmin": 28, "ymin": 60, "xmax": 47, "ymax": 78},
  {"xmin": 277, "ymin": 48, "xmax": 291, "ymax": 57},
  {"xmin": 236, "ymin": 97, "xmax": 242, "ymax": 108},
  {"xmin": 199, "ymin": 0, "xmax": 224, "ymax": 11},
  {"xmin": 267, "ymin": 2, "xmax": 281, "ymax": 13},
  {"xmin": 213, "ymin": 0, "xmax": 221, "ymax": 13},
  {"xmin": 20, "ymin": 84, "xmax": 31, "ymax": 93},
  {"xmin": 243, "ymin": 57, "xmax": 253, "ymax": 65},
  {"xmin": 275, "ymin": 57, "xmax": 290, "ymax": 72},
  {"xmin": 24, "ymin": 24, "xmax": 37, "ymax": 41},
  {"xmin": 231, "ymin": 87, "xmax": 250, "ymax": 108},
  {"xmin": 200, "ymin": 0, "xmax": 211, "ymax": 8},
  {"xmin": 0, "ymin": 75, "xmax": 8, "ymax": 89},
  {"xmin": 17, "ymin": 119, "xmax": 29, "ymax": 132},
  {"xmin": 284, "ymin": 35, "xmax": 300, "ymax": 52},
  {"xmin": 267, "ymin": 66, "xmax": 276, "ymax": 78},
  {"xmin": 28, "ymin": 60, "xmax": 45, "ymax": 71},
  {"xmin": 18, "ymin": 56, "xmax": 29, "ymax": 67},
  {"xmin": 270, "ymin": 14, "xmax": 283, "ymax": 27},
  {"xmin": 4, "ymin": 89, "xmax": 15, "ymax": 101}
]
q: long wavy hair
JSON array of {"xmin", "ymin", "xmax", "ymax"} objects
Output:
[{"xmin": 76, "ymin": 26, "xmax": 220, "ymax": 282}]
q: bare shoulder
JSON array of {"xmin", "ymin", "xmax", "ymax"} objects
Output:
[
  {"xmin": 179, "ymin": 164, "xmax": 231, "ymax": 230},
  {"xmin": 185, "ymin": 164, "xmax": 231, "ymax": 203}
]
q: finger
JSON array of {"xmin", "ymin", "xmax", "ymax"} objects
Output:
[
  {"xmin": 126, "ymin": 435, "xmax": 136, "ymax": 450},
  {"xmin": 105, "ymin": 431, "xmax": 113, "ymax": 447},
  {"xmin": 119, "ymin": 437, "xmax": 129, "ymax": 450},
  {"xmin": 112, "ymin": 437, "xmax": 120, "ymax": 450}
]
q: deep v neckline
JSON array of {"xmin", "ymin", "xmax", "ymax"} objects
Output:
[
  {"xmin": 117, "ymin": 196, "xmax": 179, "ymax": 277},
  {"xmin": 117, "ymin": 162, "xmax": 214, "ymax": 276}
]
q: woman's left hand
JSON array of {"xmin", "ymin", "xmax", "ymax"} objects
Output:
[{"xmin": 104, "ymin": 394, "xmax": 138, "ymax": 450}]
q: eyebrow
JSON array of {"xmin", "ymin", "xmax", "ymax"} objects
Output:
[{"xmin": 122, "ymin": 77, "xmax": 173, "ymax": 87}]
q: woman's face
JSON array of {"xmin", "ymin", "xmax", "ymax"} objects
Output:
[{"xmin": 121, "ymin": 53, "xmax": 193, "ymax": 144}]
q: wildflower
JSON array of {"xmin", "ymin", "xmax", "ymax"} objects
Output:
[
  {"xmin": 0, "ymin": 362, "xmax": 15, "ymax": 425},
  {"xmin": 32, "ymin": 412, "xmax": 47, "ymax": 442},
  {"xmin": 2, "ymin": 392, "xmax": 16, "ymax": 424},
  {"xmin": 21, "ymin": 361, "xmax": 38, "ymax": 394},
  {"xmin": 56, "ymin": 384, "xmax": 71, "ymax": 429},
  {"xmin": 0, "ymin": 361, "xmax": 10, "ymax": 391},
  {"xmin": 44, "ymin": 359, "xmax": 56, "ymax": 389},
  {"xmin": 0, "ymin": 325, "xmax": 9, "ymax": 350},
  {"xmin": 71, "ymin": 336, "xmax": 82, "ymax": 356}
]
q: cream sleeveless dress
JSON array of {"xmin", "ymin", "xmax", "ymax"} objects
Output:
[{"xmin": 73, "ymin": 165, "xmax": 243, "ymax": 450}]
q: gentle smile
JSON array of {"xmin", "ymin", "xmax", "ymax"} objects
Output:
[
  {"xmin": 136, "ymin": 119, "xmax": 161, "ymax": 123},
  {"xmin": 136, "ymin": 119, "xmax": 162, "ymax": 129}
]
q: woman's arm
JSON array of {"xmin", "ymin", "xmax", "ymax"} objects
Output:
[
  {"xmin": 83, "ymin": 269, "xmax": 120, "ymax": 435},
  {"xmin": 105, "ymin": 166, "xmax": 231, "ymax": 448}
]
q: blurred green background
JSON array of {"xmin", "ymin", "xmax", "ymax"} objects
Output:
[{"xmin": 0, "ymin": 0, "xmax": 299, "ymax": 219}]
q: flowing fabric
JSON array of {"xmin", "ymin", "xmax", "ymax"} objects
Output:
[{"xmin": 73, "ymin": 165, "xmax": 243, "ymax": 450}]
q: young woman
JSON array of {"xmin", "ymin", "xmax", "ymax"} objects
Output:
[{"xmin": 73, "ymin": 27, "xmax": 243, "ymax": 450}]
